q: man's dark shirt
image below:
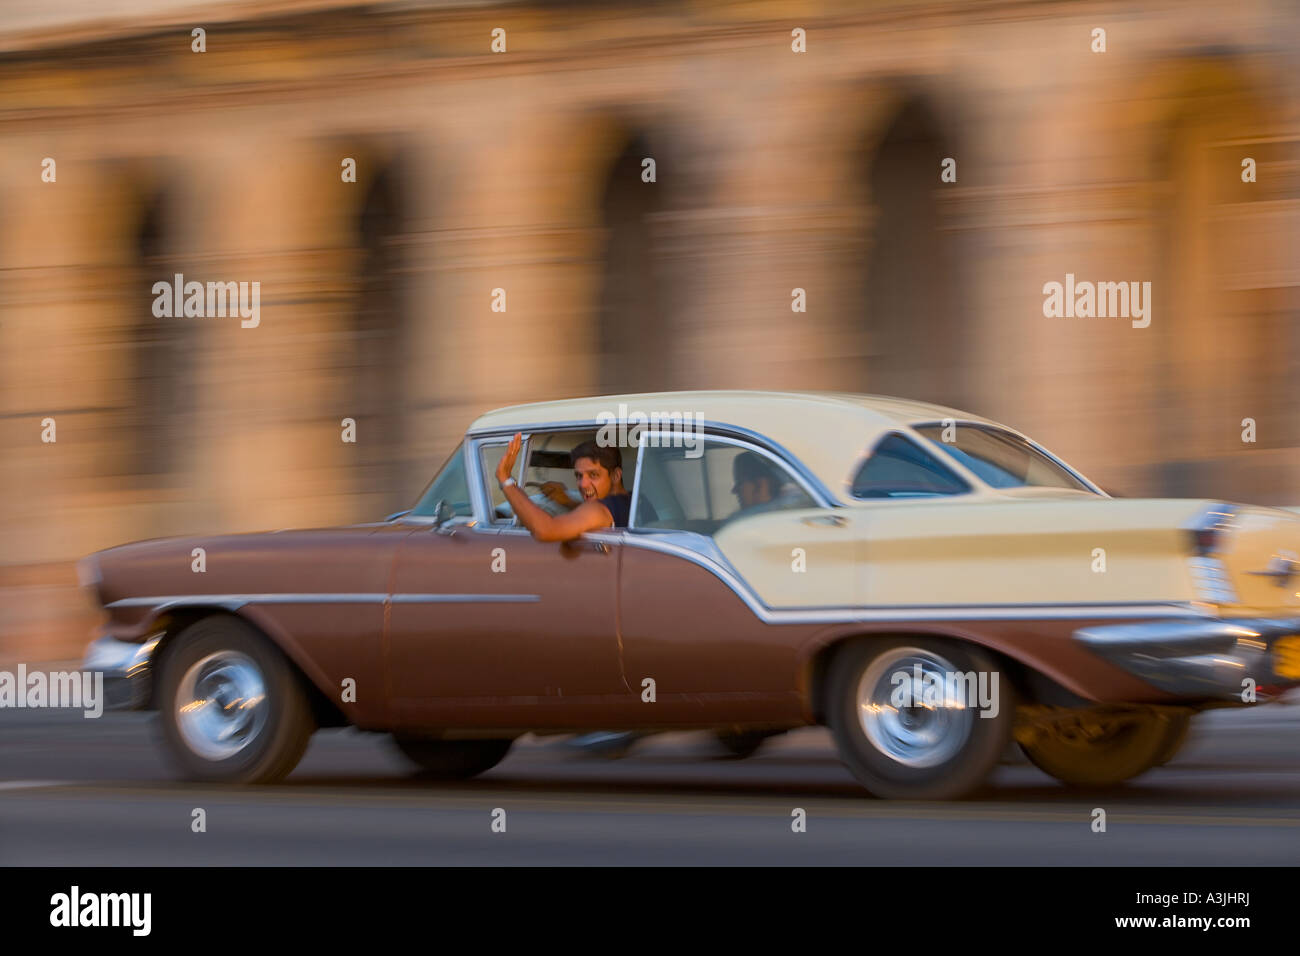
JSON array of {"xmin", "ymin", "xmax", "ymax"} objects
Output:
[
  {"xmin": 598, "ymin": 492, "xmax": 633, "ymax": 528},
  {"xmin": 596, "ymin": 493, "xmax": 659, "ymax": 528}
]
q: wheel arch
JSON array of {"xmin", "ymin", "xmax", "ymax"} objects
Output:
[
  {"xmin": 801, "ymin": 625, "xmax": 1092, "ymax": 725},
  {"xmin": 146, "ymin": 605, "xmax": 349, "ymax": 728}
]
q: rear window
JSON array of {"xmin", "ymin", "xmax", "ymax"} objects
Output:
[
  {"xmin": 850, "ymin": 434, "xmax": 970, "ymax": 499},
  {"xmin": 913, "ymin": 423, "xmax": 1092, "ymax": 492}
]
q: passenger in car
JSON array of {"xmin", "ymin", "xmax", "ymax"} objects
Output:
[
  {"xmin": 495, "ymin": 434, "xmax": 632, "ymax": 540},
  {"xmin": 730, "ymin": 451, "xmax": 805, "ymax": 517},
  {"xmin": 495, "ymin": 433, "xmax": 646, "ymax": 757}
]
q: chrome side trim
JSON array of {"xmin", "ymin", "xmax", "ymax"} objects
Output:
[
  {"xmin": 620, "ymin": 533, "xmax": 1205, "ymax": 624},
  {"xmin": 390, "ymin": 594, "xmax": 540, "ymax": 604},
  {"xmin": 629, "ymin": 435, "xmax": 648, "ymax": 529},
  {"xmin": 108, "ymin": 595, "xmax": 252, "ymax": 611},
  {"xmin": 470, "ymin": 435, "xmax": 519, "ymax": 528},
  {"xmin": 107, "ymin": 593, "xmax": 540, "ymax": 610},
  {"xmin": 466, "ymin": 436, "xmax": 493, "ymax": 528},
  {"xmin": 1076, "ymin": 616, "xmax": 1300, "ymax": 697},
  {"xmin": 1023, "ymin": 435, "xmax": 1106, "ymax": 496}
]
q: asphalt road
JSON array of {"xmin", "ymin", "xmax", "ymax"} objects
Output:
[{"xmin": 2, "ymin": 704, "xmax": 1298, "ymax": 865}]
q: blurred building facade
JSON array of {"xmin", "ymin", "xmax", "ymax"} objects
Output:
[{"xmin": 1, "ymin": 0, "xmax": 1298, "ymax": 662}]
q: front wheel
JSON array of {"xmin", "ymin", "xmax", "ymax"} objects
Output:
[
  {"xmin": 157, "ymin": 616, "xmax": 315, "ymax": 784},
  {"xmin": 826, "ymin": 638, "xmax": 1015, "ymax": 800},
  {"xmin": 392, "ymin": 736, "xmax": 514, "ymax": 779}
]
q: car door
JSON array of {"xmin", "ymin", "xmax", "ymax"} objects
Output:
[
  {"xmin": 387, "ymin": 433, "xmax": 628, "ymax": 728},
  {"xmin": 615, "ymin": 431, "xmax": 838, "ymax": 724}
]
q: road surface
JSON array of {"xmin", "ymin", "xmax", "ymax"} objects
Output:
[{"xmin": 3, "ymin": 701, "xmax": 1298, "ymax": 865}]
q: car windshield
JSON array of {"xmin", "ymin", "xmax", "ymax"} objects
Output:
[
  {"xmin": 912, "ymin": 423, "xmax": 1094, "ymax": 492},
  {"xmin": 410, "ymin": 443, "xmax": 474, "ymax": 517}
]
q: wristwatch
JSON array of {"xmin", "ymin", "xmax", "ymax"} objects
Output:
[{"xmin": 499, "ymin": 476, "xmax": 517, "ymax": 490}]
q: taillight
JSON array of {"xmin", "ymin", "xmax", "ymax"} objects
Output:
[
  {"xmin": 1188, "ymin": 505, "xmax": 1236, "ymax": 556},
  {"xmin": 1185, "ymin": 504, "xmax": 1239, "ymax": 605}
]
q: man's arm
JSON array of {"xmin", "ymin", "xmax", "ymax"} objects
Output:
[
  {"xmin": 539, "ymin": 482, "xmax": 580, "ymax": 510},
  {"xmin": 495, "ymin": 433, "xmax": 613, "ymax": 542},
  {"xmin": 501, "ymin": 485, "xmax": 613, "ymax": 542}
]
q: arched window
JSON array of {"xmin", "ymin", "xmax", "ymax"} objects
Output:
[
  {"xmin": 351, "ymin": 161, "xmax": 409, "ymax": 503},
  {"xmin": 1147, "ymin": 64, "xmax": 1295, "ymax": 501},
  {"xmin": 857, "ymin": 96, "xmax": 965, "ymax": 406},
  {"xmin": 595, "ymin": 133, "xmax": 671, "ymax": 395},
  {"xmin": 129, "ymin": 186, "xmax": 191, "ymax": 479}
]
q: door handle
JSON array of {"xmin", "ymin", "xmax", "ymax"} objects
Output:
[
  {"xmin": 564, "ymin": 538, "xmax": 613, "ymax": 556},
  {"xmin": 802, "ymin": 514, "xmax": 848, "ymax": 527}
]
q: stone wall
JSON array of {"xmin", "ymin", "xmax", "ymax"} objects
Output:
[{"xmin": 1, "ymin": 0, "xmax": 1297, "ymax": 663}]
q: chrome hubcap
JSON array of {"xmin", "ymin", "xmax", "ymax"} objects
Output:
[
  {"xmin": 857, "ymin": 647, "xmax": 974, "ymax": 768},
  {"xmin": 175, "ymin": 651, "xmax": 268, "ymax": 761}
]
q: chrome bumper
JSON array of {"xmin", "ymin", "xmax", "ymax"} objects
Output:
[
  {"xmin": 82, "ymin": 633, "xmax": 162, "ymax": 710},
  {"xmin": 1075, "ymin": 617, "xmax": 1300, "ymax": 699}
]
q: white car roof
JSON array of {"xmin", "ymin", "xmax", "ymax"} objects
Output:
[{"xmin": 468, "ymin": 390, "xmax": 1016, "ymax": 499}]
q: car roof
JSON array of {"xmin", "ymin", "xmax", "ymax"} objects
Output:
[{"xmin": 468, "ymin": 390, "xmax": 1014, "ymax": 499}]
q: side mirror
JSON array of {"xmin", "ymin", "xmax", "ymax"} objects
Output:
[
  {"xmin": 433, "ymin": 500, "xmax": 468, "ymax": 535},
  {"xmin": 433, "ymin": 500, "xmax": 454, "ymax": 525}
]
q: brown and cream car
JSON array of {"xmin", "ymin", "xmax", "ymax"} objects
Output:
[{"xmin": 80, "ymin": 391, "xmax": 1300, "ymax": 798}]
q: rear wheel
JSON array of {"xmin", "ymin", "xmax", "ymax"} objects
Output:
[
  {"xmin": 157, "ymin": 616, "xmax": 315, "ymax": 784},
  {"xmin": 1019, "ymin": 710, "xmax": 1187, "ymax": 787},
  {"xmin": 1153, "ymin": 714, "xmax": 1193, "ymax": 766},
  {"xmin": 392, "ymin": 736, "xmax": 514, "ymax": 779},
  {"xmin": 826, "ymin": 638, "xmax": 1014, "ymax": 800}
]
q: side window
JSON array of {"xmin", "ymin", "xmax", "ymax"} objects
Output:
[
  {"xmin": 633, "ymin": 438, "xmax": 816, "ymax": 535},
  {"xmin": 913, "ymin": 424, "xmax": 1092, "ymax": 491},
  {"xmin": 411, "ymin": 443, "xmax": 474, "ymax": 517},
  {"xmin": 519, "ymin": 432, "xmax": 585, "ymax": 511},
  {"xmin": 850, "ymin": 433, "xmax": 970, "ymax": 499},
  {"xmin": 478, "ymin": 441, "xmax": 517, "ymax": 524},
  {"xmin": 477, "ymin": 430, "xmax": 642, "ymax": 525},
  {"xmin": 517, "ymin": 430, "xmax": 637, "ymax": 517}
]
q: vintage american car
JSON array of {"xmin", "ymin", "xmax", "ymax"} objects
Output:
[{"xmin": 80, "ymin": 391, "xmax": 1300, "ymax": 799}]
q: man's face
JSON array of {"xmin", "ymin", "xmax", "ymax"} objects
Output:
[
  {"xmin": 574, "ymin": 457, "xmax": 618, "ymax": 500},
  {"xmin": 734, "ymin": 475, "xmax": 773, "ymax": 510}
]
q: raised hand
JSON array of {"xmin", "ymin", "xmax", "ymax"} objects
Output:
[{"xmin": 495, "ymin": 432, "xmax": 523, "ymax": 484}]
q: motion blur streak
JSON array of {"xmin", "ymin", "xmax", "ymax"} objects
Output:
[{"xmin": 0, "ymin": 0, "xmax": 1297, "ymax": 665}]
